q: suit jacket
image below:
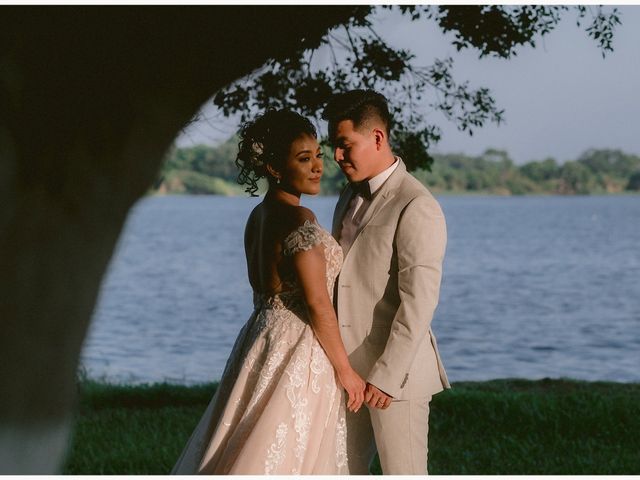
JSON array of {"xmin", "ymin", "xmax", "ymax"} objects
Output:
[{"xmin": 332, "ymin": 159, "xmax": 450, "ymax": 399}]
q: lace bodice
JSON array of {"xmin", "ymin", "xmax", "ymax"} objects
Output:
[{"xmin": 253, "ymin": 220, "xmax": 343, "ymax": 311}]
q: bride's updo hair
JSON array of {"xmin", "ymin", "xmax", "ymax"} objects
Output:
[{"xmin": 236, "ymin": 109, "xmax": 317, "ymax": 196}]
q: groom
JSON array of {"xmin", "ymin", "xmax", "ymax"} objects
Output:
[{"xmin": 324, "ymin": 90, "xmax": 450, "ymax": 475}]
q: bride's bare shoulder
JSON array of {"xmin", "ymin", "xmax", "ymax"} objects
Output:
[
  {"xmin": 276, "ymin": 206, "xmax": 320, "ymax": 241},
  {"xmin": 248, "ymin": 202, "xmax": 265, "ymax": 221},
  {"xmin": 289, "ymin": 205, "xmax": 317, "ymax": 226},
  {"xmin": 246, "ymin": 202, "xmax": 318, "ymax": 244},
  {"xmin": 244, "ymin": 203, "xmax": 264, "ymax": 243}
]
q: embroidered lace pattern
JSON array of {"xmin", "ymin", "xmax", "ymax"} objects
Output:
[
  {"xmin": 283, "ymin": 219, "xmax": 323, "ymax": 255},
  {"xmin": 171, "ymin": 220, "xmax": 347, "ymax": 475}
]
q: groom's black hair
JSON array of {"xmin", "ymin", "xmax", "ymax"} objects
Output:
[{"xmin": 322, "ymin": 89, "xmax": 392, "ymax": 140}]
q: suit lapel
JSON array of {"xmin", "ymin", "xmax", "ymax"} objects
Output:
[
  {"xmin": 356, "ymin": 159, "xmax": 406, "ymax": 231},
  {"xmin": 343, "ymin": 159, "xmax": 406, "ymax": 261},
  {"xmin": 332, "ymin": 158, "xmax": 407, "ymax": 257},
  {"xmin": 332, "ymin": 185, "xmax": 356, "ymax": 238}
]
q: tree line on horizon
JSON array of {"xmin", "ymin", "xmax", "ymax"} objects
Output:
[{"xmin": 153, "ymin": 136, "xmax": 640, "ymax": 196}]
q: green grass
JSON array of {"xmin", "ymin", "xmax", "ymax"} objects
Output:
[{"xmin": 62, "ymin": 378, "xmax": 640, "ymax": 474}]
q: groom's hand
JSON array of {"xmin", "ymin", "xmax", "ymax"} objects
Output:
[{"xmin": 365, "ymin": 382, "xmax": 393, "ymax": 409}]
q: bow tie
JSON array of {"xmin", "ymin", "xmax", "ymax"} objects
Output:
[{"xmin": 352, "ymin": 181, "xmax": 372, "ymax": 200}]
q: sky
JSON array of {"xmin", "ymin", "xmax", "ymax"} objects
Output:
[{"xmin": 175, "ymin": 5, "xmax": 640, "ymax": 165}]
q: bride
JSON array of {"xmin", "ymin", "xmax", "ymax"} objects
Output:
[{"xmin": 171, "ymin": 109, "xmax": 365, "ymax": 474}]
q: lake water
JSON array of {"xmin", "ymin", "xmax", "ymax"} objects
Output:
[{"xmin": 80, "ymin": 194, "xmax": 640, "ymax": 385}]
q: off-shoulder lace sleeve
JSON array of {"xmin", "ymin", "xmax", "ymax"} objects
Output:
[{"xmin": 283, "ymin": 220, "xmax": 323, "ymax": 256}]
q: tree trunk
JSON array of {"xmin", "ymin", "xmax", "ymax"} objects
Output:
[{"xmin": 0, "ymin": 6, "xmax": 356, "ymax": 472}]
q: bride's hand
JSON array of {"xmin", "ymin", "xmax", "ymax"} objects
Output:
[{"xmin": 337, "ymin": 367, "xmax": 366, "ymax": 413}]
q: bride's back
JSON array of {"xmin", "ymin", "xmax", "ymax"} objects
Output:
[{"xmin": 244, "ymin": 201, "xmax": 307, "ymax": 295}]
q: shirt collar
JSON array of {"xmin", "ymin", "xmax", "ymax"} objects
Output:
[{"xmin": 367, "ymin": 157, "xmax": 400, "ymax": 195}]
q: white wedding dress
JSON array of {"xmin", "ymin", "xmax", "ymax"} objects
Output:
[{"xmin": 171, "ymin": 220, "xmax": 348, "ymax": 474}]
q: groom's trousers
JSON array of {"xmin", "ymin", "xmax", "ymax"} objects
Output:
[{"xmin": 345, "ymin": 395, "xmax": 431, "ymax": 475}]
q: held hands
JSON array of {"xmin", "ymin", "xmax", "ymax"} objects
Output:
[
  {"xmin": 337, "ymin": 367, "xmax": 366, "ymax": 413},
  {"xmin": 365, "ymin": 382, "xmax": 393, "ymax": 409}
]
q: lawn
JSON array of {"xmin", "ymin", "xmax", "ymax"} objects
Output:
[{"xmin": 62, "ymin": 378, "xmax": 640, "ymax": 474}]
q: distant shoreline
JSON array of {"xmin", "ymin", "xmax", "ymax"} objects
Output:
[
  {"xmin": 148, "ymin": 189, "xmax": 640, "ymax": 198},
  {"xmin": 156, "ymin": 144, "xmax": 640, "ymax": 196}
]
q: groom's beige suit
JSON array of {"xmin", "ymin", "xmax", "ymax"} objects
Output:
[{"xmin": 332, "ymin": 158, "xmax": 450, "ymax": 474}]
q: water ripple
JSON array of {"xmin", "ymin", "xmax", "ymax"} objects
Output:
[{"xmin": 81, "ymin": 195, "xmax": 640, "ymax": 385}]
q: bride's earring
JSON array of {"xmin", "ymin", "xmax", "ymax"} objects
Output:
[{"xmin": 276, "ymin": 177, "xmax": 281, "ymax": 185}]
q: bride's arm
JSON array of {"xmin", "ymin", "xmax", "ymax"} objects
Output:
[{"xmin": 292, "ymin": 242, "xmax": 365, "ymax": 413}]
